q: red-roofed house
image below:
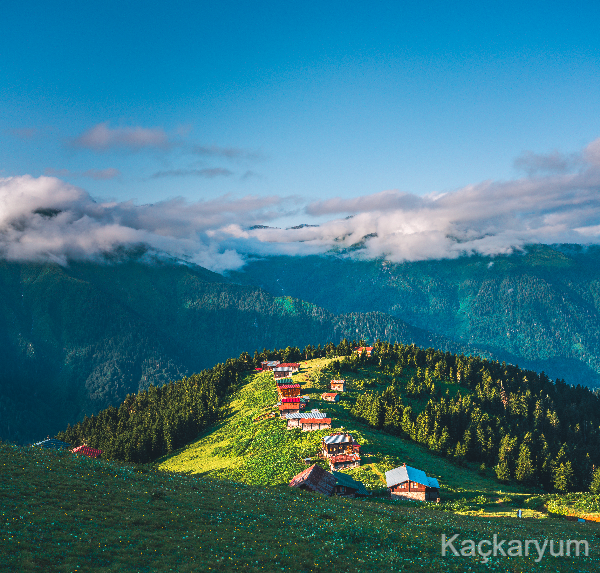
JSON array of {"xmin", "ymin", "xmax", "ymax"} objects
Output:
[
  {"xmin": 354, "ymin": 347, "xmax": 374, "ymax": 356},
  {"xmin": 278, "ymin": 363, "xmax": 300, "ymax": 372},
  {"xmin": 330, "ymin": 380, "xmax": 346, "ymax": 392},
  {"xmin": 321, "ymin": 392, "xmax": 339, "ymax": 402},
  {"xmin": 277, "ymin": 384, "xmax": 301, "ymax": 398},
  {"xmin": 71, "ymin": 445, "xmax": 102, "ymax": 459},
  {"xmin": 300, "ymin": 418, "xmax": 332, "ymax": 431},
  {"xmin": 279, "ymin": 403, "xmax": 301, "ymax": 417},
  {"xmin": 289, "ymin": 464, "xmax": 336, "ymax": 496},
  {"xmin": 328, "ymin": 453, "xmax": 361, "ymax": 470},
  {"xmin": 273, "ymin": 370, "xmax": 293, "ymax": 380}
]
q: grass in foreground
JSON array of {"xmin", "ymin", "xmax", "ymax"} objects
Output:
[{"xmin": 2, "ymin": 441, "xmax": 600, "ymax": 573}]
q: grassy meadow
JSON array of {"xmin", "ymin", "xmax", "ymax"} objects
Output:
[{"xmin": 3, "ymin": 441, "xmax": 600, "ymax": 573}]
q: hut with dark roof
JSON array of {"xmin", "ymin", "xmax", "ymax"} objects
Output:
[
  {"xmin": 332, "ymin": 471, "xmax": 369, "ymax": 497},
  {"xmin": 289, "ymin": 464, "xmax": 336, "ymax": 496}
]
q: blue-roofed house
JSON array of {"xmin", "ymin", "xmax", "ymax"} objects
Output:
[
  {"xmin": 32, "ymin": 438, "xmax": 71, "ymax": 450},
  {"xmin": 385, "ymin": 463, "xmax": 440, "ymax": 502}
]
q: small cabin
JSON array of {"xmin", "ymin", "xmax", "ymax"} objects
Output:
[
  {"xmin": 278, "ymin": 403, "xmax": 301, "ymax": 417},
  {"xmin": 277, "ymin": 384, "xmax": 301, "ymax": 398},
  {"xmin": 385, "ymin": 463, "xmax": 440, "ymax": 502},
  {"xmin": 285, "ymin": 410, "xmax": 327, "ymax": 429},
  {"xmin": 354, "ymin": 346, "xmax": 373, "ymax": 356},
  {"xmin": 300, "ymin": 418, "xmax": 332, "ymax": 431},
  {"xmin": 260, "ymin": 361, "xmax": 280, "ymax": 371},
  {"xmin": 32, "ymin": 438, "xmax": 71, "ymax": 450},
  {"xmin": 289, "ymin": 464, "xmax": 336, "ymax": 496},
  {"xmin": 278, "ymin": 363, "xmax": 300, "ymax": 372},
  {"xmin": 321, "ymin": 433, "xmax": 360, "ymax": 457},
  {"xmin": 330, "ymin": 379, "xmax": 346, "ymax": 392},
  {"xmin": 273, "ymin": 370, "xmax": 293, "ymax": 380},
  {"xmin": 71, "ymin": 445, "xmax": 102, "ymax": 459},
  {"xmin": 331, "ymin": 471, "xmax": 369, "ymax": 497},
  {"xmin": 321, "ymin": 392, "xmax": 340, "ymax": 402},
  {"xmin": 328, "ymin": 453, "xmax": 360, "ymax": 470}
]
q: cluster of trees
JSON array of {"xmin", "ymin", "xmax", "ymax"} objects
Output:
[
  {"xmin": 57, "ymin": 360, "xmax": 243, "ymax": 463},
  {"xmin": 349, "ymin": 341, "xmax": 600, "ymax": 493}
]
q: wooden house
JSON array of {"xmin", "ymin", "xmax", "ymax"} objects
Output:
[
  {"xmin": 289, "ymin": 464, "xmax": 336, "ymax": 496},
  {"xmin": 330, "ymin": 379, "xmax": 346, "ymax": 392},
  {"xmin": 277, "ymin": 384, "xmax": 301, "ymax": 398},
  {"xmin": 321, "ymin": 433, "xmax": 360, "ymax": 457},
  {"xmin": 32, "ymin": 438, "xmax": 71, "ymax": 450},
  {"xmin": 300, "ymin": 418, "xmax": 332, "ymax": 431},
  {"xmin": 281, "ymin": 396, "xmax": 303, "ymax": 404},
  {"xmin": 285, "ymin": 410, "xmax": 327, "ymax": 429},
  {"xmin": 278, "ymin": 403, "xmax": 301, "ymax": 417},
  {"xmin": 261, "ymin": 360, "xmax": 280, "ymax": 371},
  {"xmin": 385, "ymin": 463, "xmax": 440, "ymax": 502},
  {"xmin": 322, "ymin": 433, "xmax": 361, "ymax": 469},
  {"xmin": 273, "ymin": 369, "xmax": 293, "ymax": 380},
  {"xmin": 278, "ymin": 363, "xmax": 300, "ymax": 372},
  {"xmin": 328, "ymin": 453, "xmax": 361, "ymax": 470},
  {"xmin": 354, "ymin": 346, "xmax": 374, "ymax": 356},
  {"xmin": 331, "ymin": 471, "xmax": 369, "ymax": 497},
  {"xmin": 71, "ymin": 445, "xmax": 102, "ymax": 459},
  {"xmin": 321, "ymin": 392, "xmax": 339, "ymax": 402}
]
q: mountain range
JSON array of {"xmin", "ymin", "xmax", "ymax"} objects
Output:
[{"xmin": 2, "ymin": 243, "xmax": 600, "ymax": 443}]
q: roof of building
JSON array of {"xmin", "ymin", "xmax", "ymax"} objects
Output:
[
  {"xmin": 323, "ymin": 433, "xmax": 356, "ymax": 445},
  {"xmin": 277, "ymin": 384, "xmax": 301, "ymax": 389},
  {"xmin": 273, "ymin": 366, "xmax": 294, "ymax": 371},
  {"xmin": 385, "ymin": 464, "xmax": 440, "ymax": 489},
  {"xmin": 289, "ymin": 464, "xmax": 336, "ymax": 496},
  {"xmin": 330, "ymin": 379, "xmax": 345, "ymax": 383},
  {"xmin": 332, "ymin": 471, "xmax": 370, "ymax": 496},
  {"xmin": 300, "ymin": 418, "xmax": 332, "ymax": 425},
  {"xmin": 284, "ymin": 410, "xmax": 328, "ymax": 420},
  {"xmin": 321, "ymin": 392, "xmax": 339, "ymax": 399},
  {"xmin": 279, "ymin": 403, "xmax": 301, "ymax": 410},
  {"xmin": 354, "ymin": 347, "xmax": 374, "ymax": 353},
  {"xmin": 32, "ymin": 438, "xmax": 71, "ymax": 450},
  {"xmin": 281, "ymin": 397, "xmax": 302, "ymax": 403},
  {"xmin": 279, "ymin": 363, "xmax": 300, "ymax": 368},
  {"xmin": 71, "ymin": 445, "xmax": 102, "ymax": 458}
]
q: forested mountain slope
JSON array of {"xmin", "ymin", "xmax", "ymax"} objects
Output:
[
  {"xmin": 230, "ymin": 245, "xmax": 600, "ymax": 387},
  {"xmin": 0, "ymin": 259, "xmax": 471, "ymax": 443}
]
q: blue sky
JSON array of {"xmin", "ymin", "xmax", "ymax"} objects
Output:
[{"xmin": 2, "ymin": 1, "xmax": 600, "ymax": 270}]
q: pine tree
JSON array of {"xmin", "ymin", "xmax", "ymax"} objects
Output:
[
  {"xmin": 590, "ymin": 467, "xmax": 600, "ymax": 494},
  {"xmin": 515, "ymin": 443, "xmax": 535, "ymax": 484},
  {"xmin": 553, "ymin": 461, "xmax": 573, "ymax": 493}
]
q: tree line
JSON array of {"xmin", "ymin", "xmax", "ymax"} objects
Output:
[{"xmin": 349, "ymin": 341, "xmax": 600, "ymax": 493}]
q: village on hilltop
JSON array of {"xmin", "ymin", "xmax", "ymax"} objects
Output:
[{"xmin": 257, "ymin": 350, "xmax": 441, "ymax": 501}]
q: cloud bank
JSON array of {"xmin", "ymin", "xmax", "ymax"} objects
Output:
[{"xmin": 2, "ymin": 138, "xmax": 600, "ymax": 272}]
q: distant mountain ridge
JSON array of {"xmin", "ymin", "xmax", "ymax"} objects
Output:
[
  {"xmin": 0, "ymin": 258, "xmax": 474, "ymax": 444},
  {"xmin": 229, "ymin": 244, "xmax": 600, "ymax": 388}
]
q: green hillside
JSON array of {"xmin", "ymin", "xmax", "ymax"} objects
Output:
[
  {"xmin": 158, "ymin": 357, "xmax": 527, "ymax": 498},
  {"xmin": 230, "ymin": 245, "xmax": 600, "ymax": 387},
  {"xmin": 0, "ymin": 259, "xmax": 471, "ymax": 444}
]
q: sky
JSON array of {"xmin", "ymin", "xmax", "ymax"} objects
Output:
[{"xmin": 2, "ymin": 1, "xmax": 600, "ymax": 271}]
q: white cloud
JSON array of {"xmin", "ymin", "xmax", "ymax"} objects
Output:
[
  {"xmin": 71, "ymin": 122, "xmax": 171, "ymax": 151},
  {"xmin": 0, "ymin": 175, "xmax": 293, "ymax": 270},
  {"xmin": 3, "ymin": 138, "xmax": 600, "ymax": 271}
]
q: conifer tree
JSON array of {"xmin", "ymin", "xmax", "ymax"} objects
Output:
[
  {"xmin": 515, "ymin": 443, "xmax": 535, "ymax": 484},
  {"xmin": 590, "ymin": 467, "xmax": 600, "ymax": 494}
]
